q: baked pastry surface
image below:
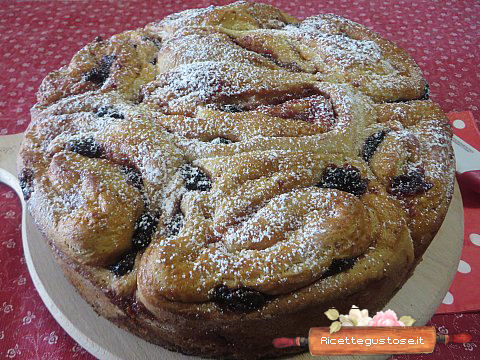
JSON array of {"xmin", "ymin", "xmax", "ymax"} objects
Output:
[{"xmin": 19, "ymin": 2, "xmax": 454, "ymax": 358}]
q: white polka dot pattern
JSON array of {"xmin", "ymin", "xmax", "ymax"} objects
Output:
[
  {"xmin": 470, "ymin": 233, "xmax": 480, "ymax": 246},
  {"xmin": 443, "ymin": 291, "xmax": 454, "ymax": 305},
  {"xmin": 458, "ymin": 260, "xmax": 472, "ymax": 274},
  {"xmin": 453, "ymin": 119, "xmax": 466, "ymax": 129}
]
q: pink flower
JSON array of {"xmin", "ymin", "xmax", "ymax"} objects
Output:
[{"xmin": 368, "ymin": 310, "xmax": 405, "ymax": 326}]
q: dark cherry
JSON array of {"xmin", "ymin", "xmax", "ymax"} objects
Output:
[
  {"xmin": 220, "ymin": 104, "xmax": 243, "ymax": 113},
  {"xmin": 121, "ymin": 166, "xmax": 143, "ymax": 190},
  {"xmin": 18, "ymin": 168, "xmax": 34, "ymax": 201},
  {"xmin": 388, "ymin": 170, "xmax": 433, "ymax": 196},
  {"xmin": 180, "ymin": 165, "xmax": 212, "ymax": 191},
  {"xmin": 132, "ymin": 212, "xmax": 158, "ymax": 251},
  {"xmin": 210, "ymin": 137, "xmax": 233, "ymax": 145},
  {"xmin": 96, "ymin": 106, "xmax": 109, "ymax": 117},
  {"xmin": 96, "ymin": 105, "xmax": 124, "ymax": 119},
  {"xmin": 317, "ymin": 165, "xmax": 368, "ymax": 197},
  {"xmin": 211, "ymin": 285, "xmax": 267, "ymax": 312},
  {"xmin": 65, "ymin": 137, "xmax": 103, "ymax": 158},
  {"xmin": 362, "ymin": 130, "xmax": 387, "ymax": 162},
  {"xmin": 165, "ymin": 212, "xmax": 184, "ymax": 237},
  {"xmin": 420, "ymin": 82, "xmax": 430, "ymax": 100},
  {"xmin": 109, "ymin": 252, "xmax": 136, "ymax": 276},
  {"xmin": 321, "ymin": 257, "xmax": 358, "ymax": 279},
  {"xmin": 150, "ymin": 57, "xmax": 157, "ymax": 65},
  {"xmin": 83, "ymin": 54, "xmax": 116, "ymax": 85}
]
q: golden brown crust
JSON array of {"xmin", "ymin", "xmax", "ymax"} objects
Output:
[{"xmin": 19, "ymin": 1, "xmax": 454, "ymax": 359}]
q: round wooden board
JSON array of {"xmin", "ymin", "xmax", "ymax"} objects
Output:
[{"xmin": 0, "ymin": 135, "xmax": 464, "ymax": 360}]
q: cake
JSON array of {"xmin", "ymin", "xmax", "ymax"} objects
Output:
[{"xmin": 18, "ymin": 2, "xmax": 455, "ymax": 358}]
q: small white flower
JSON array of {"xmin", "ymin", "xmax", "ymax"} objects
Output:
[
  {"xmin": 16, "ymin": 276, "xmax": 26, "ymax": 286},
  {"xmin": 2, "ymin": 239, "xmax": 15, "ymax": 249},
  {"xmin": 1, "ymin": 303, "xmax": 13, "ymax": 314},
  {"xmin": 43, "ymin": 331, "xmax": 58, "ymax": 345},
  {"xmin": 6, "ymin": 344, "xmax": 20, "ymax": 358},
  {"xmin": 357, "ymin": 316, "xmax": 373, "ymax": 326},
  {"xmin": 3, "ymin": 191, "xmax": 14, "ymax": 199},
  {"xmin": 348, "ymin": 307, "xmax": 369, "ymax": 323},
  {"xmin": 22, "ymin": 311, "xmax": 35, "ymax": 325},
  {"xmin": 3, "ymin": 210, "xmax": 16, "ymax": 219},
  {"xmin": 340, "ymin": 306, "xmax": 372, "ymax": 326}
]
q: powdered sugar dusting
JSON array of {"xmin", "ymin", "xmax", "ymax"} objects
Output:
[{"xmin": 20, "ymin": 1, "xmax": 454, "ymax": 307}]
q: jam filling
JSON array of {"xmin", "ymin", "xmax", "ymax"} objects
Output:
[
  {"xmin": 321, "ymin": 257, "xmax": 359, "ymax": 279},
  {"xmin": 65, "ymin": 137, "xmax": 104, "ymax": 158},
  {"xmin": 165, "ymin": 212, "xmax": 184, "ymax": 237},
  {"xmin": 317, "ymin": 164, "xmax": 368, "ymax": 197},
  {"xmin": 180, "ymin": 165, "xmax": 212, "ymax": 191},
  {"xmin": 388, "ymin": 170, "xmax": 433, "ymax": 196},
  {"xmin": 362, "ymin": 130, "xmax": 387, "ymax": 162},
  {"xmin": 211, "ymin": 285, "xmax": 268, "ymax": 312},
  {"xmin": 132, "ymin": 212, "xmax": 159, "ymax": 251},
  {"xmin": 83, "ymin": 54, "xmax": 116, "ymax": 85},
  {"xmin": 219, "ymin": 104, "xmax": 244, "ymax": 113},
  {"xmin": 420, "ymin": 82, "xmax": 430, "ymax": 100},
  {"xmin": 109, "ymin": 252, "xmax": 136, "ymax": 276},
  {"xmin": 210, "ymin": 137, "xmax": 233, "ymax": 145},
  {"xmin": 19, "ymin": 168, "xmax": 34, "ymax": 201},
  {"xmin": 110, "ymin": 212, "xmax": 158, "ymax": 276},
  {"xmin": 120, "ymin": 166, "xmax": 143, "ymax": 191},
  {"xmin": 96, "ymin": 105, "xmax": 124, "ymax": 119}
]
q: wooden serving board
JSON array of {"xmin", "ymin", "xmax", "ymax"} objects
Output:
[{"xmin": 0, "ymin": 133, "xmax": 464, "ymax": 360}]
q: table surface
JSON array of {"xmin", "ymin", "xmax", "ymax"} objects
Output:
[{"xmin": 0, "ymin": 0, "xmax": 479, "ymax": 359}]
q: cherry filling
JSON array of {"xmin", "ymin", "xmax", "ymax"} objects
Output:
[
  {"xmin": 321, "ymin": 257, "xmax": 359, "ymax": 279},
  {"xmin": 132, "ymin": 212, "xmax": 159, "ymax": 251},
  {"xmin": 165, "ymin": 212, "xmax": 184, "ymax": 237},
  {"xmin": 362, "ymin": 130, "xmax": 387, "ymax": 162},
  {"xmin": 388, "ymin": 170, "xmax": 433, "ymax": 196},
  {"xmin": 180, "ymin": 165, "xmax": 212, "ymax": 191},
  {"xmin": 19, "ymin": 168, "xmax": 34, "ymax": 201},
  {"xmin": 109, "ymin": 212, "xmax": 158, "ymax": 276},
  {"xmin": 317, "ymin": 165, "xmax": 368, "ymax": 197},
  {"xmin": 83, "ymin": 54, "xmax": 116, "ymax": 85},
  {"xmin": 420, "ymin": 82, "xmax": 430, "ymax": 100},
  {"xmin": 219, "ymin": 104, "xmax": 244, "ymax": 113},
  {"xmin": 109, "ymin": 252, "xmax": 136, "ymax": 276},
  {"xmin": 210, "ymin": 137, "xmax": 233, "ymax": 145},
  {"xmin": 211, "ymin": 285, "xmax": 268, "ymax": 312},
  {"xmin": 96, "ymin": 105, "xmax": 124, "ymax": 119},
  {"xmin": 120, "ymin": 165, "xmax": 143, "ymax": 190},
  {"xmin": 65, "ymin": 137, "xmax": 104, "ymax": 158}
]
